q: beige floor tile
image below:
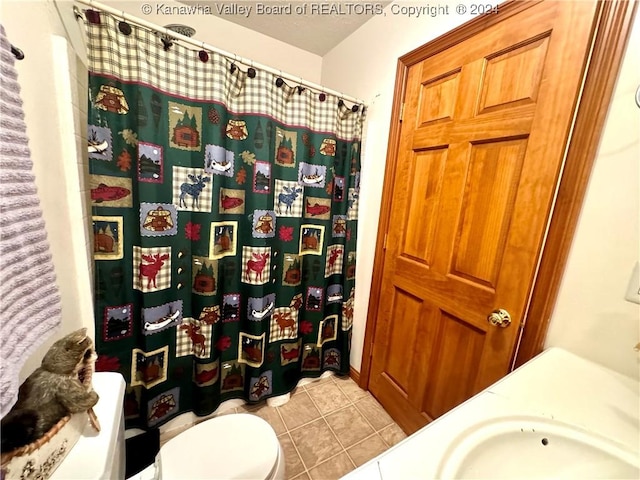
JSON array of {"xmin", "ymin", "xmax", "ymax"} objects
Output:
[
  {"xmin": 307, "ymin": 452, "xmax": 356, "ymax": 480},
  {"xmin": 194, "ymin": 412, "xmax": 217, "ymax": 425},
  {"xmin": 252, "ymin": 405, "xmax": 287, "ymax": 435},
  {"xmin": 278, "ymin": 391, "xmax": 321, "ymax": 431},
  {"xmin": 215, "ymin": 406, "xmax": 239, "ymax": 416},
  {"xmin": 354, "ymin": 395, "xmax": 394, "ymax": 431},
  {"xmin": 278, "ymin": 433, "xmax": 305, "ymax": 480},
  {"xmin": 306, "ymin": 381, "xmax": 351, "ymax": 415},
  {"xmin": 235, "ymin": 404, "xmax": 259, "ymax": 415},
  {"xmin": 325, "ymin": 405, "xmax": 375, "ymax": 448},
  {"xmin": 290, "ymin": 386, "xmax": 306, "ymax": 396},
  {"xmin": 303, "ymin": 374, "xmax": 335, "ymax": 390},
  {"xmin": 289, "ymin": 419, "xmax": 342, "ymax": 469},
  {"xmin": 291, "ymin": 473, "xmax": 311, "ymax": 480},
  {"xmin": 346, "ymin": 434, "xmax": 388, "ymax": 467},
  {"xmin": 379, "ymin": 423, "xmax": 407, "ymax": 447},
  {"xmin": 334, "ymin": 376, "xmax": 369, "ymax": 402}
]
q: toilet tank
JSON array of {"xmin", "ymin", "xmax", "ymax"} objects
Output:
[{"xmin": 52, "ymin": 372, "xmax": 126, "ymax": 479}]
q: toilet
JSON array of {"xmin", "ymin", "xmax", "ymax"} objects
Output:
[
  {"xmin": 51, "ymin": 372, "xmax": 284, "ymax": 480},
  {"xmin": 156, "ymin": 414, "xmax": 285, "ymax": 480},
  {"xmin": 51, "ymin": 372, "xmax": 127, "ymax": 479}
]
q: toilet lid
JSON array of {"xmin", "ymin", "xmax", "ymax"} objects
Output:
[{"xmin": 160, "ymin": 414, "xmax": 279, "ymax": 479}]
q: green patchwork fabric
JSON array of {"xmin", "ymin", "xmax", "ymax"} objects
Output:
[{"xmin": 86, "ymin": 12, "xmax": 364, "ymax": 428}]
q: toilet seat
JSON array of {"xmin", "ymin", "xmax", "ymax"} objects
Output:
[{"xmin": 159, "ymin": 414, "xmax": 280, "ymax": 479}]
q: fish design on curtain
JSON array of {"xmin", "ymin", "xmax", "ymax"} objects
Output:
[{"xmin": 84, "ymin": 11, "xmax": 364, "ymax": 428}]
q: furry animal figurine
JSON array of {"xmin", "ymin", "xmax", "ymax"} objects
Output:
[{"xmin": 1, "ymin": 328, "xmax": 99, "ymax": 453}]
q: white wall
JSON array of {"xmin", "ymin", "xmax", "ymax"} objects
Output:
[
  {"xmin": 323, "ymin": 2, "xmax": 639, "ymax": 379},
  {"xmin": 545, "ymin": 15, "xmax": 640, "ymax": 380},
  {"xmin": 321, "ymin": 2, "xmax": 474, "ymax": 372},
  {"xmin": 1, "ymin": 0, "xmax": 94, "ymax": 381},
  {"xmin": 103, "ymin": 0, "xmax": 322, "ymax": 82}
]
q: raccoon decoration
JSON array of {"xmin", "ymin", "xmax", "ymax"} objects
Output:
[{"xmin": 1, "ymin": 328, "xmax": 100, "ymax": 453}]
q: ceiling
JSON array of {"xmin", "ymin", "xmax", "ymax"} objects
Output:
[{"xmin": 180, "ymin": 1, "xmax": 391, "ymax": 56}]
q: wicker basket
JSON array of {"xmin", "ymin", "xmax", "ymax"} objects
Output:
[{"xmin": 0, "ymin": 412, "xmax": 88, "ymax": 479}]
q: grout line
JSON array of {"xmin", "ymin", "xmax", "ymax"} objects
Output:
[
  {"xmin": 299, "ymin": 417, "xmax": 338, "ymax": 471},
  {"xmin": 279, "ymin": 391, "xmax": 323, "ymax": 433},
  {"xmin": 284, "ymin": 378, "xmax": 384, "ymax": 473},
  {"xmin": 346, "ymin": 431, "xmax": 386, "ymax": 467},
  {"xmin": 376, "ymin": 423, "xmax": 407, "ymax": 448},
  {"xmin": 377, "ymin": 424, "xmax": 393, "ymax": 448},
  {"xmin": 303, "ymin": 373, "xmax": 337, "ymax": 391},
  {"xmin": 344, "ymin": 448, "xmax": 359, "ymax": 471},
  {"xmin": 298, "ymin": 379, "xmax": 367, "ymax": 475},
  {"xmin": 284, "ymin": 430, "xmax": 309, "ymax": 479},
  {"xmin": 273, "ymin": 402, "xmax": 287, "ymax": 435},
  {"xmin": 351, "ymin": 398, "xmax": 381, "ymax": 435},
  {"xmin": 308, "ymin": 446, "xmax": 357, "ymax": 477},
  {"xmin": 320, "ymin": 406, "xmax": 351, "ymax": 453},
  {"xmin": 286, "ymin": 385, "xmax": 355, "ymax": 475},
  {"xmin": 323, "ymin": 401, "xmax": 357, "ymax": 419},
  {"xmin": 305, "ymin": 383, "xmax": 354, "ymax": 420},
  {"xmin": 352, "ymin": 394, "xmax": 395, "ymax": 434},
  {"xmin": 287, "ymin": 404, "xmax": 353, "ymax": 438},
  {"xmin": 332, "ymin": 378, "xmax": 371, "ymax": 404}
]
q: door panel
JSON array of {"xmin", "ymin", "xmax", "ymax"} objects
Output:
[
  {"xmin": 478, "ymin": 36, "xmax": 549, "ymax": 113},
  {"xmin": 421, "ymin": 310, "xmax": 486, "ymax": 419},
  {"xmin": 452, "ymin": 139, "xmax": 527, "ymax": 288},
  {"xmin": 417, "ymin": 71, "xmax": 461, "ymax": 125},
  {"xmin": 401, "ymin": 149, "xmax": 447, "ymax": 264},
  {"xmin": 384, "ymin": 288, "xmax": 424, "ymax": 392},
  {"xmin": 369, "ymin": 0, "xmax": 599, "ymax": 434}
]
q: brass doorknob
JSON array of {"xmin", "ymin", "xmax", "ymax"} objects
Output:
[{"xmin": 487, "ymin": 309, "xmax": 511, "ymax": 328}]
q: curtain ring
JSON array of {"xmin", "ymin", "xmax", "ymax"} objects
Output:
[
  {"xmin": 275, "ymin": 71, "xmax": 284, "ymax": 88},
  {"xmin": 72, "ymin": 5, "xmax": 83, "ymax": 20},
  {"xmin": 247, "ymin": 60, "xmax": 256, "ymax": 78},
  {"xmin": 198, "ymin": 42, "xmax": 209, "ymax": 63},
  {"xmin": 117, "ymin": 11, "xmax": 133, "ymax": 35}
]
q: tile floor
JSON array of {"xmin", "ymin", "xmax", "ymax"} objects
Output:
[{"xmin": 162, "ymin": 375, "xmax": 407, "ymax": 479}]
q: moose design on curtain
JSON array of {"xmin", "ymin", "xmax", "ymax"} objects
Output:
[{"xmin": 85, "ymin": 11, "xmax": 364, "ymax": 428}]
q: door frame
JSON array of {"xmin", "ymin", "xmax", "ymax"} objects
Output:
[{"xmin": 359, "ymin": 0, "xmax": 637, "ymax": 389}]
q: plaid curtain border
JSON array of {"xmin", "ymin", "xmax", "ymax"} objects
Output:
[{"xmin": 85, "ymin": 12, "xmax": 365, "ymax": 140}]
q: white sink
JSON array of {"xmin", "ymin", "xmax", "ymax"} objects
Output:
[
  {"xmin": 437, "ymin": 415, "xmax": 639, "ymax": 479},
  {"xmin": 341, "ymin": 349, "xmax": 639, "ymax": 480}
]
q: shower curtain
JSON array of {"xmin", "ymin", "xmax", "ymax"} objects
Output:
[{"xmin": 85, "ymin": 11, "xmax": 364, "ymax": 428}]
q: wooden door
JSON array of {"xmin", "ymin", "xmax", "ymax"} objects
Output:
[{"xmin": 368, "ymin": 0, "xmax": 600, "ymax": 434}]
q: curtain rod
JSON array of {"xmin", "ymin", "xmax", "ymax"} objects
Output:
[{"xmin": 74, "ymin": 0, "xmax": 366, "ymax": 107}]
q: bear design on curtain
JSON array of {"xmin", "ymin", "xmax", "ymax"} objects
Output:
[{"xmin": 85, "ymin": 11, "xmax": 364, "ymax": 428}]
